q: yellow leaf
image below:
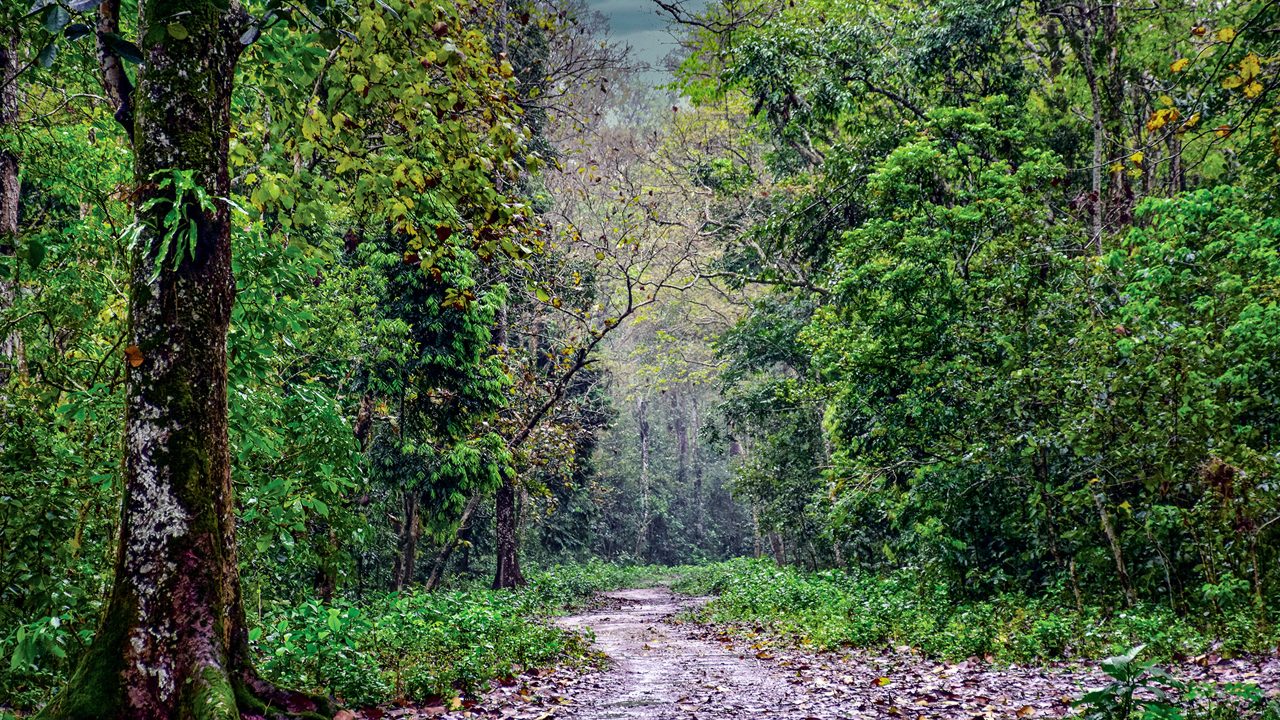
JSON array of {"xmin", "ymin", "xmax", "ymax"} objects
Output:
[
  {"xmin": 1240, "ymin": 53, "xmax": 1261, "ymax": 81},
  {"xmin": 1245, "ymin": 81, "xmax": 1264, "ymax": 99},
  {"xmin": 1130, "ymin": 151, "xmax": 1144, "ymax": 164},
  {"xmin": 1158, "ymin": 94, "xmax": 1175, "ymax": 108},
  {"xmin": 1146, "ymin": 107, "xmax": 1182, "ymax": 133},
  {"xmin": 1222, "ymin": 74, "xmax": 1244, "ymax": 89},
  {"xmin": 1217, "ymin": 27, "xmax": 1236, "ymax": 43},
  {"xmin": 1170, "ymin": 58, "xmax": 1189, "ymax": 73},
  {"xmin": 875, "ymin": 676, "xmax": 892, "ymax": 687}
]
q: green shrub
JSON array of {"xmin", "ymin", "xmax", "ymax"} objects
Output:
[
  {"xmin": 673, "ymin": 559, "xmax": 1279, "ymax": 664},
  {"xmin": 253, "ymin": 588, "xmax": 590, "ymax": 705},
  {"xmin": 250, "ymin": 561, "xmax": 647, "ymax": 707}
]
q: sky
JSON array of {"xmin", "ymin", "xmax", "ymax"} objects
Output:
[{"xmin": 586, "ymin": 0, "xmax": 705, "ymax": 82}]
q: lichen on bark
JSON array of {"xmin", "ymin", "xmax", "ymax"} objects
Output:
[{"xmin": 36, "ymin": 1, "xmax": 335, "ymax": 718}]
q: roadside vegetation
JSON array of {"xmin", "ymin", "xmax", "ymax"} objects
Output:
[
  {"xmin": 2, "ymin": 563, "xmax": 654, "ymax": 714},
  {"xmin": 676, "ymin": 559, "xmax": 1277, "ymax": 664}
]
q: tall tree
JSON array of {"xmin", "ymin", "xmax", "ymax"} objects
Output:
[
  {"xmin": 0, "ymin": 26, "xmax": 20, "ymax": 379},
  {"xmin": 38, "ymin": 1, "xmax": 324, "ymax": 717}
]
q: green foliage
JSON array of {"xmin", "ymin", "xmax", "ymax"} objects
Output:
[
  {"xmin": 1075, "ymin": 645, "xmax": 1269, "ymax": 720},
  {"xmin": 520, "ymin": 561, "xmax": 662, "ymax": 608},
  {"xmin": 253, "ymin": 591, "xmax": 576, "ymax": 706},
  {"xmin": 1076, "ymin": 645, "xmax": 1186, "ymax": 720},
  {"xmin": 674, "ymin": 560, "xmax": 1279, "ymax": 663},
  {"xmin": 251, "ymin": 563, "xmax": 644, "ymax": 706},
  {"xmin": 685, "ymin": 0, "xmax": 1280, "ymax": 632}
]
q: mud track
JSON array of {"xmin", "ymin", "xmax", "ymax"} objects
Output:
[{"xmin": 443, "ymin": 586, "xmax": 1280, "ymax": 720}]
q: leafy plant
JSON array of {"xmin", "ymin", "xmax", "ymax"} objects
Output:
[
  {"xmin": 1075, "ymin": 645, "xmax": 1183, "ymax": 720},
  {"xmin": 127, "ymin": 168, "xmax": 220, "ymax": 281}
]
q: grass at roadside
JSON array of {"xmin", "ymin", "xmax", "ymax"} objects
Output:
[
  {"xmin": 252, "ymin": 561, "xmax": 662, "ymax": 707},
  {"xmin": 1, "ymin": 562, "xmax": 656, "ymax": 715},
  {"xmin": 671, "ymin": 558, "xmax": 1279, "ymax": 665}
]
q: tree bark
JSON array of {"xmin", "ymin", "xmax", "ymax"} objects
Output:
[
  {"xmin": 492, "ymin": 477, "xmax": 526, "ymax": 589},
  {"xmin": 95, "ymin": 0, "xmax": 135, "ymax": 138},
  {"xmin": 426, "ymin": 493, "xmax": 481, "ymax": 592},
  {"xmin": 1, "ymin": 31, "xmax": 23, "ymax": 380},
  {"xmin": 491, "ymin": 296, "xmax": 527, "ymax": 590},
  {"xmin": 690, "ymin": 394, "xmax": 704, "ymax": 543},
  {"xmin": 393, "ymin": 490, "xmax": 421, "ymax": 591},
  {"xmin": 634, "ymin": 396, "xmax": 652, "ymax": 560},
  {"xmin": 38, "ymin": 4, "xmax": 328, "ymax": 718},
  {"xmin": 671, "ymin": 392, "xmax": 688, "ymax": 488},
  {"xmin": 1093, "ymin": 487, "xmax": 1137, "ymax": 608}
]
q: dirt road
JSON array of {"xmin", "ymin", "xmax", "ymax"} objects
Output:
[
  {"xmin": 448, "ymin": 586, "xmax": 1280, "ymax": 720},
  {"xmin": 556, "ymin": 587, "xmax": 812, "ymax": 719}
]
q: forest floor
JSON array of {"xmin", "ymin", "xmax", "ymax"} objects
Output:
[{"xmin": 431, "ymin": 585, "xmax": 1280, "ymax": 720}]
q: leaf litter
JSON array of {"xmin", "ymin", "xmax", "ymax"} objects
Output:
[{"xmin": 357, "ymin": 587, "xmax": 1279, "ymax": 720}]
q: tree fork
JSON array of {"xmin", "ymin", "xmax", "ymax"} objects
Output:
[{"xmin": 37, "ymin": 2, "xmax": 331, "ymax": 717}]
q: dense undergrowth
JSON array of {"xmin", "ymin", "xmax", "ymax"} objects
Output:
[
  {"xmin": 674, "ymin": 559, "xmax": 1279, "ymax": 664},
  {"xmin": 1, "ymin": 562, "xmax": 655, "ymax": 714}
]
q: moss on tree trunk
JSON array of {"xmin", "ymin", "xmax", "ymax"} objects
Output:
[{"xmin": 37, "ymin": 2, "xmax": 331, "ymax": 718}]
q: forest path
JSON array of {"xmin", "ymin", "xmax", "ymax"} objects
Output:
[
  {"xmin": 554, "ymin": 586, "xmax": 810, "ymax": 719},
  {"xmin": 446, "ymin": 586, "xmax": 1280, "ymax": 720}
]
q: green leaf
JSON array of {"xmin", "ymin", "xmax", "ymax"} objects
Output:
[
  {"xmin": 37, "ymin": 42, "xmax": 57, "ymax": 68},
  {"xmin": 101, "ymin": 32, "xmax": 143, "ymax": 64},
  {"xmin": 63, "ymin": 23, "xmax": 93, "ymax": 40},
  {"xmin": 27, "ymin": 239, "xmax": 46, "ymax": 270},
  {"xmin": 166, "ymin": 22, "xmax": 189, "ymax": 40},
  {"xmin": 43, "ymin": 4, "xmax": 69, "ymax": 33}
]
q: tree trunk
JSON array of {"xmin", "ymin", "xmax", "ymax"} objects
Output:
[
  {"xmin": 491, "ymin": 295, "xmax": 526, "ymax": 590},
  {"xmin": 95, "ymin": 0, "xmax": 135, "ymax": 138},
  {"xmin": 770, "ymin": 533, "xmax": 786, "ymax": 565},
  {"xmin": 38, "ymin": 4, "xmax": 328, "ymax": 718},
  {"xmin": 426, "ymin": 493, "xmax": 481, "ymax": 591},
  {"xmin": 634, "ymin": 396, "xmax": 651, "ymax": 560},
  {"xmin": 0, "ymin": 32, "xmax": 23, "ymax": 380},
  {"xmin": 671, "ymin": 391, "xmax": 688, "ymax": 487},
  {"xmin": 492, "ymin": 477, "xmax": 526, "ymax": 589},
  {"xmin": 690, "ymin": 395, "xmax": 703, "ymax": 542},
  {"xmin": 1093, "ymin": 487, "xmax": 1137, "ymax": 608},
  {"xmin": 393, "ymin": 491, "xmax": 421, "ymax": 590},
  {"xmin": 751, "ymin": 505, "xmax": 762, "ymax": 559}
]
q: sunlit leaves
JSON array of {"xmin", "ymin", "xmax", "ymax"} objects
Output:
[{"xmin": 234, "ymin": 0, "xmax": 530, "ymax": 265}]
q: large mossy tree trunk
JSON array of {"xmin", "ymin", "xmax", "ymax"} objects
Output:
[{"xmin": 38, "ymin": 3, "xmax": 329, "ymax": 718}]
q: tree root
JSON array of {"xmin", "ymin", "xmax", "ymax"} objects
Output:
[{"xmin": 36, "ymin": 657, "xmax": 334, "ymax": 720}]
